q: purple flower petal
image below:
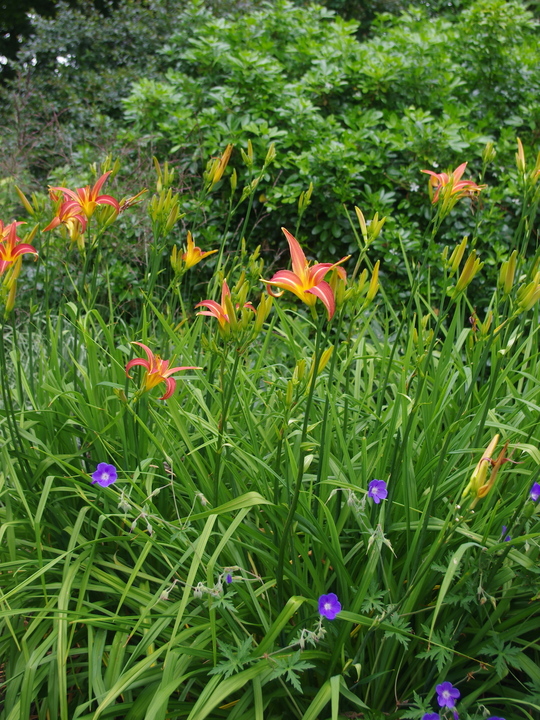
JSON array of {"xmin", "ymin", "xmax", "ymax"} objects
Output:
[
  {"xmin": 368, "ymin": 479, "xmax": 388, "ymax": 504},
  {"xmin": 91, "ymin": 462, "xmax": 118, "ymax": 488},
  {"xmin": 422, "ymin": 714, "xmax": 440, "ymax": 720},
  {"xmin": 436, "ymin": 681, "xmax": 460, "ymax": 708},
  {"xmin": 530, "ymin": 482, "xmax": 540, "ymax": 502},
  {"xmin": 225, "ymin": 573, "xmax": 233, "ymax": 584},
  {"xmin": 318, "ymin": 592, "xmax": 341, "ymax": 620}
]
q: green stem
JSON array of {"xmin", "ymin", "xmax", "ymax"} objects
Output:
[
  {"xmin": 276, "ymin": 315, "xmax": 326, "ymax": 607},
  {"xmin": 213, "ymin": 348, "xmax": 242, "ymax": 506}
]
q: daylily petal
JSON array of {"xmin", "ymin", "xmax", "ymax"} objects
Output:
[
  {"xmin": 282, "ymin": 227, "xmax": 308, "ymax": 280},
  {"xmin": 306, "ymin": 280, "xmax": 335, "ymax": 319},
  {"xmin": 131, "ymin": 342, "xmax": 155, "ymax": 363},
  {"xmin": 164, "ymin": 365, "xmax": 201, "ymax": 377},
  {"xmin": 160, "ymin": 377, "xmax": 177, "ymax": 400},
  {"xmin": 125, "ymin": 358, "xmax": 151, "ymax": 376},
  {"xmin": 92, "ymin": 171, "xmax": 112, "ymax": 196}
]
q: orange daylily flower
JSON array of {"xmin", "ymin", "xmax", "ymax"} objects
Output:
[
  {"xmin": 262, "ymin": 228, "xmax": 349, "ymax": 320},
  {"xmin": 43, "ymin": 200, "xmax": 88, "ymax": 244},
  {"xmin": 125, "ymin": 342, "xmax": 200, "ymax": 400},
  {"xmin": 421, "ymin": 162, "xmax": 485, "ymax": 205},
  {"xmin": 0, "ymin": 220, "xmax": 38, "ymax": 274},
  {"xmin": 195, "ymin": 280, "xmax": 254, "ymax": 330},
  {"xmin": 182, "ymin": 231, "xmax": 218, "ymax": 270},
  {"xmin": 49, "ymin": 171, "xmax": 120, "ymax": 219}
]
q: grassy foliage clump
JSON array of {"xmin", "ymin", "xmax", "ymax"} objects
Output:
[{"xmin": 1, "ymin": 140, "xmax": 539, "ymax": 719}]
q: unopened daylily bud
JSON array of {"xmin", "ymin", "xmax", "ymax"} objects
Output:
[
  {"xmin": 293, "ymin": 358, "xmax": 306, "ymax": 383},
  {"xmin": 298, "ymin": 182, "xmax": 314, "ymax": 215},
  {"xmin": 230, "ymin": 168, "xmax": 238, "ymax": 194},
  {"xmin": 462, "ymin": 434, "xmax": 500, "ymax": 499},
  {"xmin": 498, "ymin": 250, "xmax": 518, "ymax": 295},
  {"xmin": 448, "ymin": 236, "xmax": 468, "ymax": 275},
  {"xmin": 14, "ymin": 186, "xmax": 35, "ymax": 216},
  {"xmin": 223, "ymin": 292, "xmax": 238, "ymax": 333},
  {"xmin": 355, "ymin": 206, "xmax": 368, "ymax": 245},
  {"xmin": 453, "ymin": 251, "xmax": 483, "ymax": 296},
  {"xmin": 254, "ymin": 293, "xmax": 272, "ymax": 333},
  {"xmin": 285, "ymin": 379, "xmax": 294, "ymax": 407},
  {"xmin": 317, "ymin": 345, "xmax": 334, "ymax": 375},
  {"xmin": 516, "ymin": 138, "xmax": 526, "ymax": 175},
  {"xmin": 366, "ymin": 260, "xmax": 380, "ymax": 302},
  {"xmin": 264, "ymin": 142, "xmax": 276, "ymax": 167},
  {"xmin": 517, "ymin": 272, "xmax": 540, "ymax": 311},
  {"xmin": 211, "ymin": 144, "xmax": 233, "ymax": 187},
  {"xmin": 441, "ymin": 246, "xmax": 449, "ymax": 262},
  {"xmin": 5, "ymin": 280, "xmax": 18, "ymax": 315},
  {"xmin": 482, "ymin": 141, "xmax": 496, "ymax": 165},
  {"xmin": 368, "ymin": 213, "xmax": 387, "ymax": 244},
  {"xmin": 480, "ymin": 310, "xmax": 493, "ymax": 336},
  {"xmin": 170, "ymin": 245, "xmax": 182, "ymax": 274},
  {"xmin": 241, "ymin": 140, "xmax": 254, "ymax": 168}
]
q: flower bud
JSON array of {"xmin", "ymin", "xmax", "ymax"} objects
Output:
[
  {"xmin": 355, "ymin": 206, "xmax": 368, "ymax": 245},
  {"xmin": 516, "ymin": 138, "xmax": 526, "ymax": 175},
  {"xmin": 366, "ymin": 260, "xmax": 380, "ymax": 302},
  {"xmin": 498, "ymin": 250, "xmax": 518, "ymax": 295},
  {"xmin": 264, "ymin": 142, "xmax": 276, "ymax": 167},
  {"xmin": 482, "ymin": 141, "xmax": 496, "ymax": 165},
  {"xmin": 452, "ymin": 250, "xmax": 483, "ymax": 296},
  {"xmin": 448, "ymin": 236, "xmax": 468, "ymax": 275},
  {"xmin": 517, "ymin": 272, "xmax": 540, "ymax": 311}
]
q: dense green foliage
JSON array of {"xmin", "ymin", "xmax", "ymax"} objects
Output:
[
  {"xmin": 1, "ymin": 0, "xmax": 540, "ymax": 304},
  {"xmin": 1, "ymin": 2, "xmax": 540, "ymax": 716},
  {"xmin": 1, "ymin": 154, "xmax": 540, "ymax": 718}
]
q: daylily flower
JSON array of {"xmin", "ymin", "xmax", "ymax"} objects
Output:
[
  {"xmin": 263, "ymin": 228, "xmax": 349, "ymax": 320},
  {"xmin": 49, "ymin": 171, "xmax": 120, "ymax": 219},
  {"xmin": 125, "ymin": 341, "xmax": 200, "ymax": 400},
  {"xmin": 182, "ymin": 231, "xmax": 218, "ymax": 270},
  {"xmin": 422, "ymin": 162, "xmax": 485, "ymax": 205},
  {"xmin": 195, "ymin": 280, "xmax": 254, "ymax": 332},
  {"xmin": 0, "ymin": 220, "xmax": 38, "ymax": 274},
  {"xmin": 43, "ymin": 201, "xmax": 87, "ymax": 245}
]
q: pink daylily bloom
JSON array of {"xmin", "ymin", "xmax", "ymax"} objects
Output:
[
  {"xmin": 125, "ymin": 342, "xmax": 200, "ymax": 400},
  {"xmin": 195, "ymin": 280, "xmax": 254, "ymax": 329},
  {"xmin": 262, "ymin": 227, "xmax": 349, "ymax": 320},
  {"xmin": 49, "ymin": 171, "xmax": 120, "ymax": 219},
  {"xmin": 0, "ymin": 220, "xmax": 38, "ymax": 274},
  {"xmin": 421, "ymin": 162, "xmax": 485, "ymax": 204},
  {"xmin": 43, "ymin": 200, "xmax": 88, "ymax": 242}
]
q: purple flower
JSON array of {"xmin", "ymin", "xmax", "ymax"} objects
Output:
[
  {"xmin": 225, "ymin": 573, "xmax": 233, "ymax": 584},
  {"xmin": 422, "ymin": 714, "xmax": 440, "ymax": 720},
  {"xmin": 91, "ymin": 462, "xmax": 118, "ymax": 487},
  {"xmin": 530, "ymin": 482, "xmax": 540, "ymax": 502},
  {"xmin": 318, "ymin": 593, "xmax": 341, "ymax": 620},
  {"xmin": 436, "ymin": 681, "xmax": 460, "ymax": 708},
  {"xmin": 501, "ymin": 526, "xmax": 511, "ymax": 542},
  {"xmin": 487, "ymin": 717, "xmax": 506, "ymax": 720},
  {"xmin": 368, "ymin": 479, "xmax": 388, "ymax": 504}
]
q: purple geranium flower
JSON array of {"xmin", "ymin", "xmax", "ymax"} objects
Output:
[
  {"xmin": 91, "ymin": 462, "xmax": 118, "ymax": 487},
  {"xmin": 225, "ymin": 573, "xmax": 233, "ymax": 584},
  {"xmin": 318, "ymin": 593, "xmax": 341, "ymax": 620},
  {"xmin": 422, "ymin": 714, "xmax": 440, "ymax": 720},
  {"xmin": 368, "ymin": 479, "xmax": 388, "ymax": 504},
  {"xmin": 501, "ymin": 526, "xmax": 511, "ymax": 542},
  {"xmin": 436, "ymin": 681, "xmax": 460, "ymax": 708},
  {"xmin": 530, "ymin": 482, "xmax": 540, "ymax": 502}
]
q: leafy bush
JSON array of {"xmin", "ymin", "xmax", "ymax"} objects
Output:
[{"xmin": 122, "ymin": 0, "xmax": 540, "ymax": 303}]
